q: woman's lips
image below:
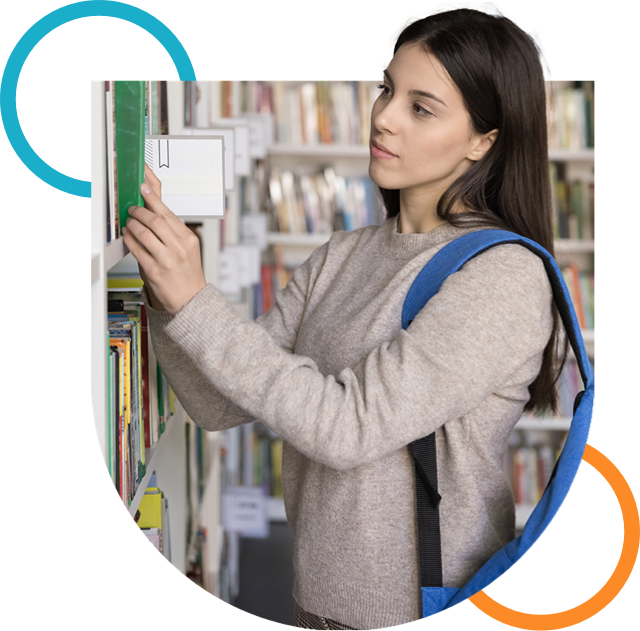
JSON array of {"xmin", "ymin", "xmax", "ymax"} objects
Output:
[{"xmin": 370, "ymin": 141, "xmax": 397, "ymax": 159}]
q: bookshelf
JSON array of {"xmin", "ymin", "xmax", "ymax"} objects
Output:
[{"xmin": 91, "ymin": 81, "xmax": 224, "ymax": 591}]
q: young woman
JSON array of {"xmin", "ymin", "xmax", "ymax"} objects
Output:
[{"xmin": 122, "ymin": 8, "xmax": 566, "ymax": 630}]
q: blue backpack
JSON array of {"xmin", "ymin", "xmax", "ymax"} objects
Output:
[{"xmin": 402, "ymin": 229, "xmax": 594, "ymax": 617}]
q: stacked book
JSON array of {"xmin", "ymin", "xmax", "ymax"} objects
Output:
[
  {"xmin": 546, "ymin": 81, "xmax": 594, "ymax": 150},
  {"xmin": 267, "ymin": 167, "xmax": 384, "ymax": 235},
  {"xmin": 270, "ymin": 81, "xmax": 379, "ymax": 146},
  {"xmin": 107, "ymin": 284, "xmax": 175, "ymax": 506},
  {"xmin": 549, "ymin": 162, "xmax": 594, "ymax": 241}
]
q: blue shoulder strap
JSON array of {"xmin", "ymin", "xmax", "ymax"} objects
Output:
[
  {"xmin": 403, "ymin": 230, "xmax": 592, "ymax": 380},
  {"xmin": 402, "ymin": 229, "xmax": 594, "ymax": 616}
]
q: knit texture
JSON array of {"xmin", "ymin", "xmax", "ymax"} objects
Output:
[{"xmin": 143, "ymin": 215, "xmax": 553, "ymax": 629}]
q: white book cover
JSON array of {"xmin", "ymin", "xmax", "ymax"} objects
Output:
[{"xmin": 144, "ymin": 135, "xmax": 225, "ymax": 219}]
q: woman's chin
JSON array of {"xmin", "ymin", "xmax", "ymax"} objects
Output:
[{"xmin": 368, "ymin": 164, "xmax": 397, "ymax": 190}]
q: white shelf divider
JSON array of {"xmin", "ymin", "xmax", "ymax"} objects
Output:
[
  {"xmin": 515, "ymin": 416, "xmax": 572, "ymax": 431},
  {"xmin": 91, "ymin": 254, "xmax": 100, "ymax": 286},
  {"xmin": 104, "ymin": 237, "xmax": 129, "ymax": 272},
  {"xmin": 128, "ymin": 407, "xmax": 183, "ymax": 517}
]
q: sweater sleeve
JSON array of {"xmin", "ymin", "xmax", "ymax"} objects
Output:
[
  {"xmin": 144, "ymin": 240, "xmax": 329, "ymax": 431},
  {"xmin": 159, "ymin": 244, "xmax": 554, "ymax": 468}
]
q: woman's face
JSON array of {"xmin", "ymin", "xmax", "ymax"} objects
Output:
[{"xmin": 369, "ymin": 43, "xmax": 490, "ymax": 200}]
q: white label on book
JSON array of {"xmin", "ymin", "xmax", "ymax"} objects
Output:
[
  {"xmin": 145, "ymin": 135, "xmax": 225, "ymax": 218},
  {"xmin": 218, "ymin": 248, "xmax": 241, "ymax": 294},
  {"xmin": 223, "ymin": 486, "xmax": 268, "ymax": 538},
  {"xmin": 241, "ymin": 214, "xmax": 268, "ymax": 251}
]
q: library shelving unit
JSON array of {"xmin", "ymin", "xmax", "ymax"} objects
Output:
[{"xmin": 90, "ymin": 81, "xmax": 224, "ymax": 595}]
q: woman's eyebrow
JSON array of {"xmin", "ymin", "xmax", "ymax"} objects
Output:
[{"xmin": 383, "ymin": 69, "xmax": 448, "ymax": 108}]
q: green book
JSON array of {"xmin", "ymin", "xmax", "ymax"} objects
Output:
[{"xmin": 115, "ymin": 81, "xmax": 145, "ymax": 235}]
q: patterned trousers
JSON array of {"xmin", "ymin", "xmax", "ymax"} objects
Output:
[{"xmin": 294, "ymin": 600, "xmax": 356, "ymax": 630}]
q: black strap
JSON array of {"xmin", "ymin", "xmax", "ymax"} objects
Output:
[{"xmin": 411, "ymin": 433, "xmax": 443, "ymax": 587}]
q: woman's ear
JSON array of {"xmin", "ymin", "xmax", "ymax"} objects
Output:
[{"xmin": 468, "ymin": 129, "xmax": 499, "ymax": 162}]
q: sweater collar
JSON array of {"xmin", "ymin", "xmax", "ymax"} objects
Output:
[{"xmin": 380, "ymin": 214, "xmax": 478, "ymax": 259}]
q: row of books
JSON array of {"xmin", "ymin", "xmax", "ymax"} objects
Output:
[
  {"xmin": 550, "ymin": 163, "xmax": 594, "ymax": 241},
  {"xmin": 183, "ymin": 80, "xmax": 379, "ymax": 146},
  {"xmin": 107, "ymin": 283, "xmax": 175, "ymax": 506},
  {"xmin": 270, "ymin": 81, "xmax": 379, "ymax": 146},
  {"xmin": 267, "ymin": 167, "xmax": 385, "ymax": 235},
  {"xmin": 185, "ymin": 80, "xmax": 594, "ymax": 151},
  {"xmin": 264, "ymin": 166, "xmax": 592, "ymax": 240},
  {"xmin": 546, "ymin": 82, "xmax": 594, "ymax": 150},
  {"xmin": 562, "ymin": 265, "xmax": 594, "ymax": 332},
  {"xmin": 184, "ymin": 81, "xmax": 264, "ymax": 127}
]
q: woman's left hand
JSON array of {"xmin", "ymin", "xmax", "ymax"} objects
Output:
[{"xmin": 122, "ymin": 169, "xmax": 207, "ymax": 316}]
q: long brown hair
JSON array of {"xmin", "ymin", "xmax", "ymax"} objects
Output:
[{"xmin": 379, "ymin": 9, "xmax": 567, "ymax": 414}]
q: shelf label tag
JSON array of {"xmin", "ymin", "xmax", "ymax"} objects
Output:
[{"xmin": 223, "ymin": 486, "xmax": 268, "ymax": 538}]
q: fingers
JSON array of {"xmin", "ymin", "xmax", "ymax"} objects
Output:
[
  {"xmin": 122, "ymin": 225, "xmax": 156, "ymax": 272},
  {"xmin": 126, "ymin": 205, "xmax": 175, "ymax": 251},
  {"xmin": 139, "ymin": 182, "xmax": 188, "ymax": 235},
  {"xmin": 144, "ymin": 164, "xmax": 162, "ymax": 198}
]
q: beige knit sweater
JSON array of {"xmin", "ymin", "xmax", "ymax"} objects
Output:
[{"xmin": 143, "ymin": 214, "xmax": 553, "ymax": 629}]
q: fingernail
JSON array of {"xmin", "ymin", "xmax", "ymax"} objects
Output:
[{"xmin": 141, "ymin": 184, "xmax": 151, "ymax": 194}]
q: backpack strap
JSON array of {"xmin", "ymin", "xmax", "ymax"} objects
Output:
[{"xmin": 402, "ymin": 229, "xmax": 594, "ymax": 595}]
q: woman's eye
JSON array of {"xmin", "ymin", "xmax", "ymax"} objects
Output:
[
  {"xmin": 377, "ymin": 83, "xmax": 391, "ymax": 96},
  {"xmin": 413, "ymin": 103, "xmax": 433, "ymax": 117}
]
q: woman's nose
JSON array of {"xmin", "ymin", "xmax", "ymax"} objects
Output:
[{"xmin": 372, "ymin": 96, "xmax": 399, "ymax": 134}]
